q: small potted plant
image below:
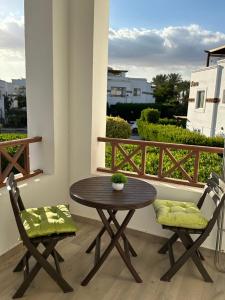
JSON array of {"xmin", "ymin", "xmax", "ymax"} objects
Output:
[{"xmin": 111, "ymin": 173, "xmax": 128, "ymax": 191}]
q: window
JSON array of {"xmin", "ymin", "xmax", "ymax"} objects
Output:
[
  {"xmin": 133, "ymin": 88, "xmax": 141, "ymax": 96},
  {"xmin": 222, "ymin": 90, "xmax": 225, "ymax": 104},
  {"xmin": 196, "ymin": 91, "xmax": 205, "ymax": 109},
  {"xmin": 111, "ymin": 87, "xmax": 126, "ymax": 97}
]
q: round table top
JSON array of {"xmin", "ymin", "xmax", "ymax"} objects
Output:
[{"xmin": 70, "ymin": 176, "xmax": 157, "ymax": 210}]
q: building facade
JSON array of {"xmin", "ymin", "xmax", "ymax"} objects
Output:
[
  {"xmin": 187, "ymin": 46, "xmax": 225, "ymax": 137},
  {"xmin": 107, "ymin": 67, "xmax": 155, "ymax": 105},
  {"xmin": 0, "ymin": 78, "xmax": 26, "ymax": 120}
]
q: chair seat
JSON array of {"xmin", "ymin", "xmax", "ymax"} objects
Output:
[
  {"xmin": 153, "ymin": 199, "xmax": 208, "ymax": 229},
  {"xmin": 20, "ymin": 204, "xmax": 78, "ymax": 238}
]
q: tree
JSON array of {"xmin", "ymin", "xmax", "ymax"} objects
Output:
[
  {"xmin": 167, "ymin": 73, "xmax": 182, "ymax": 85},
  {"xmin": 152, "ymin": 74, "xmax": 168, "ymax": 86},
  {"xmin": 152, "ymin": 73, "xmax": 189, "ymax": 104}
]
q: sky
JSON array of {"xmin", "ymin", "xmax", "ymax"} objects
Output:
[
  {"xmin": 1, "ymin": 0, "xmax": 225, "ymax": 81},
  {"xmin": 109, "ymin": 0, "xmax": 225, "ymax": 80}
]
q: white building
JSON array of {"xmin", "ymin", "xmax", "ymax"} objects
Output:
[
  {"xmin": 0, "ymin": 78, "xmax": 26, "ymax": 119},
  {"xmin": 187, "ymin": 45, "xmax": 225, "ymax": 137},
  {"xmin": 107, "ymin": 67, "xmax": 155, "ymax": 105}
]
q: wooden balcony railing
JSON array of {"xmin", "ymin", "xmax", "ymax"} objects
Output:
[
  {"xmin": 0, "ymin": 136, "xmax": 43, "ymax": 188},
  {"xmin": 97, "ymin": 137, "xmax": 224, "ymax": 188}
]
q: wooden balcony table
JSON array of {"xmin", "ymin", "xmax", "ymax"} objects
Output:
[{"xmin": 70, "ymin": 176, "xmax": 157, "ymax": 285}]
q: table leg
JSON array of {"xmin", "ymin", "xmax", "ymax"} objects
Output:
[
  {"xmin": 81, "ymin": 209, "xmax": 142, "ymax": 286},
  {"xmin": 86, "ymin": 210, "xmax": 117, "ymax": 253},
  {"xmin": 86, "ymin": 210, "xmax": 137, "ymax": 257},
  {"xmin": 107, "ymin": 209, "xmax": 137, "ymax": 257}
]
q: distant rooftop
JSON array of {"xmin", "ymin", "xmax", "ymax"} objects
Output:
[
  {"xmin": 205, "ymin": 45, "xmax": 225, "ymax": 66},
  {"xmin": 108, "ymin": 67, "xmax": 128, "ymax": 76}
]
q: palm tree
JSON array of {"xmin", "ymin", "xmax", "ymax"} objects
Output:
[{"xmin": 152, "ymin": 74, "xmax": 168, "ymax": 86}]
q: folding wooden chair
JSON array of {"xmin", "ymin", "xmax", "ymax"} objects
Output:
[
  {"xmin": 153, "ymin": 172, "xmax": 225, "ymax": 282},
  {"xmin": 6, "ymin": 172, "xmax": 77, "ymax": 298}
]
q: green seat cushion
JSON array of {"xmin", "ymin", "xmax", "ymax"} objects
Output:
[
  {"xmin": 20, "ymin": 204, "xmax": 78, "ymax": 238},
  {"xmin": 153, "ymin": 199, "xmax": 208, "ymax": 229}
]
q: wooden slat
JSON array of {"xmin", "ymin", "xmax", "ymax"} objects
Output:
[
  {"xmin": 140, "ymin": 145, "xmax": 146, "ymax": 176},
  {"xmin": 116, "ymin": 144, "xmax": 141, "ymax": 174},
  {"xmin": 24, "ymin": 144, "xmax": 30, "ymax": 175},
  {"xmin": 111, "ymin": 142, "xmax": 116, "ymax": 171},
  {"xmin": 1, "ymin": 145, "xmax": 27, "ymax": 180},
  {"xmin": 163, "ymin": 148, "xmax": 193, "ymax": 182},
  {"xmin": 158, "ymin": 147, "xmax": 164, "ymax": 178},
  {"xmin": 0, "ymin": 136, "xmax": 42, "ymax": 148},
  {"xmin": 97, "ymin": 167, "xmax": 205, "ymax": 188},
  {"xmin": 163, "ymin": 150, "xmax": 195, "ymax": 181}
]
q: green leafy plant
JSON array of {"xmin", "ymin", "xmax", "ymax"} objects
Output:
[
  {"xmin": 140, "ymin": 108, "xmax": 160, "ymax": 123},
  {"xmin": 137, "ymin": 120, "xmax": 224, "ymax": 147},
  {"xmin": 106, "ymin": 116, "xmax": 131, "ymax": 139},
  {"xmin": 111, "ymin": 173, "xmax": 128, "ymax": 184}
]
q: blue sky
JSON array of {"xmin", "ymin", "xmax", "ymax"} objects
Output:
[
  {"xmin": 0, "ymin": 0, "xmax": 23, "ymax": 17},
  {"xmin": 1, "ymin": 0, "xmax": 225, "ymax": 81},
  {"xmin": 110, "ymin": 0, "xmax": 225, "ymax": 32}
]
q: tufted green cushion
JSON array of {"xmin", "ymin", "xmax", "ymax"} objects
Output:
[
  {"xmin": 20, "ymin": 204, "xmax": 78, "ymax": 238},
  {"xmin": 153, "ymin": 199, "xmax": 208, "ymax": 229}
]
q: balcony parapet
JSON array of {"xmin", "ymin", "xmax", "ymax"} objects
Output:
[
  {"xmin": 0, "ymin": 136, "xmax": 43, "ymax": 188},
  {"xmin": 97, "ymin": 137, "xmax": 224, "ymax": 188}
]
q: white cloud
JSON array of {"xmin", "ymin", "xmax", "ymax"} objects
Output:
[
  {"xmin": 1, "ymin": 18, "xmax": 225, "ymax": 82},
  {"xmin": 0, "ymin": 15, "xmax": 25, "ymax": 81},
  {"xmin": 109, "ymin": 25, "xmax": 225, "ymax": 80}
]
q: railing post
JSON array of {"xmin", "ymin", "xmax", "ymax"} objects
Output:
[
  {"xmin": 111, "ymin": 142, "xmax": 116, "ymax": 172},
  {"xmin": 158, "ymin": 147, "xmax": 164, "ymax": 178},
  {"xmin": 193, "ymin": 150, "xmax": 200, "ymax": 183},
  {"xmin": 140, "ymin": 145, "xmax": 146, "ymax": 176},
  {"xmin": 24, "ymin": 143, "xmax": 30, "ymax": 175}
]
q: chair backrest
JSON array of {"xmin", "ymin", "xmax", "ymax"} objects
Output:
[
  {"xmin": 6, "ymin": 172, "xmax": 28, "ymax": 241},
  {"xmin": 203, "ymin": 173, "xmax": 225, "ymax": 232}
]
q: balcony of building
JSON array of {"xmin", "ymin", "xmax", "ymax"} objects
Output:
[{"xmin": 0, "ymin": 0, "xmax": 225, "ymax": 299}]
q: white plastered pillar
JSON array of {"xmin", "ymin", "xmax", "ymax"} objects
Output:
[{"xmin": 68, "ymin": 0, "xmax": 109, "ymax": 216}]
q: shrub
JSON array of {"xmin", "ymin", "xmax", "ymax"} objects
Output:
[
  {"xmin": 140, "ymin": 108, "xmax": 160, "ymax": 123},
  {"xmin": 111, "ymin": 173, "xmax": 128, "ymax": 184},
  {"xmin": 158, "ymin": 118, "xmax": 186, "ymax": 127},
  {"xmin": 137, "ymin": 120, "xmax": 224, "ymax": 147},
  {"xmin": 106, "ymin": 116, "xmax": 131, "ymax": 139}
]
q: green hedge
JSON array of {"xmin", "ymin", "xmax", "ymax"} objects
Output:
[
  {"xmin": 107, "ymin": 102, "xmax": 188, "ymax": 121},
  {"xmin": 137, "ymin": 120, "xmax": 224, "ymax": 147},
  {"xmin": 158, "ymin": 117, "xmax": 186, "ymax": 127},
  {"xmin": 106, "ymin": 116, "xmax": 131, "ymax": 139},
  {"xmin": 105, "ymin": 144, "xmax": 222, "ymax": 183}
]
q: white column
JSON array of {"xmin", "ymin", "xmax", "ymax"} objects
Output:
[
  {"xmin": 68, "ymin": 0, "xmax": 109, "ymax": 182},
  {"xmin": 25, "ymin": 0, "xmax": 55, "ymax": 173},
  {"xmin": 68, "ymin": 0, "xmax": 109, "ymax": 217}
]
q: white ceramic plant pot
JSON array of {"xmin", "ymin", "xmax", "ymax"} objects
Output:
[{"xmin": 112, "ymin": 183, "xmax": 124, "ymax": 191}]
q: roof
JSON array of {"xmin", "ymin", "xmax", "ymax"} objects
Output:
[
  {"xmin": 205, "ymin": 45, "xmax": 225, "ymax": 55},
  {"xmin": 108, "ymin": 67, "xmax": 128, "ymax": 75}
]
